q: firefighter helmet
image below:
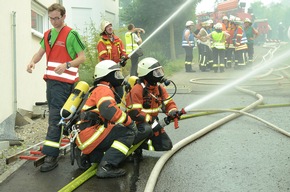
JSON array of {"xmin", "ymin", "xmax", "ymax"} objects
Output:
[
  {"xmin": 94, "ymin": 60, "xmax": 120, "ymax": 80},
  {"xmin": 222, "ymin": 16, "xmax": 229, "ymax": 20},
  {"xmin": 214, "ymin": 23, "xmax": 223, "ymax": 30},
  {"xmin": 100, "ymin": 20, "xmax": 112, "ymax": 32},
  {"xmin": 137, "ymin": 57, "xmax": 163, "ymax": 77},
  {"xmin": 244, "ymin": 18, "xmax": 252, "ymax": 23},
  {"xmin": 186, "ymin": 20, "xmax": 194, "ymax": 27},
  {"xmin": 207, "ymin": 19, "xmax": 213, "ymax": 24}
]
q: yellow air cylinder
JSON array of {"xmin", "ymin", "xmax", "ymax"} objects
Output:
[{"xmin": 60, "ymin": 81, "xmax": 90, "ymax": 120}]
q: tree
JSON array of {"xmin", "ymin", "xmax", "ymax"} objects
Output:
[{"xmin": 120, "ymin": 0, "xmax": 198, "ymax": 60}]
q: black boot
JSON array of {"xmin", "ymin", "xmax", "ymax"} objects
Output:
[
  {"xmin": 40, "ymin": 156, "xmax": 58, "ymax": 172},
  {"xmin": 74, "ymin": 147, "xmax": 91, "ymax": 170},
  {"xmin": 96, "ymin": 161, "xmax": 126, "ymax": 178},
  {"xmin": 185, "ymin": 64, "xmax": 196, "ymax": 72}
]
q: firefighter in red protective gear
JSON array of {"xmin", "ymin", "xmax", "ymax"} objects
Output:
[
  {"xmin": 97, "ymin": 20, "xmax": 127, "ymax": 64},
  {"xmin": 97, "ymin": 20, "xmax": 128, "ymax": 103},
  {"xmin": 125, "ymin": 57, "xmax": 179, "ymax": 157},
  {"xmin": 225, "ymin": 18, "xmax": 235, "ymax": 68},
  {"xmin": 232, "ymin": 18, "xmax": 248, "ymax": 70},
  {"xmin": 74, "ymin": 60, "xmax": 137, "ymax": 178}
]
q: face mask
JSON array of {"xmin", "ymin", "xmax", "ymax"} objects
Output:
[{"xmin": 109, "ymin": 71, "xmax": 124, "ymax": 87}]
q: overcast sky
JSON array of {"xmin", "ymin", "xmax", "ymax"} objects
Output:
[{"xmin": 196, "ymin": 0, "xmax": 281, "ymax": 14}]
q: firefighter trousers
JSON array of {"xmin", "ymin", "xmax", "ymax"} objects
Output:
[
  {"xmin": 90, "ymin": 124, "xmax": 135, "ymax": 166},
  {"xmin": 42, "ymin": 80, "xmax": 74, "ymax": 157}
]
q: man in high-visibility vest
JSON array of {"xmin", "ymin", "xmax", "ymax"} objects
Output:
[
  {"xmin": 207, "ymin": 23, "xmax": 230, "ymax": 73},
  {"xmin": 125, "ymin": 24, "xmax": 145, "ymax": 76}
]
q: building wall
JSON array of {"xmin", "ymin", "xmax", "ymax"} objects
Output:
[
  {"xmin": 0, "ymin": 0, "xmax": 119, "ymax": 139},
  {"xmin": 0, "ymin": 0, "xmax": 56, "ymax": 139},
  {"xmin": 63, "ymin": 0, "xmax": 119, "ymax": 36}
]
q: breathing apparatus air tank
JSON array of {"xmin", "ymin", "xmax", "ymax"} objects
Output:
[{"xmin": 60, "ymin": 81, "xmax": 90, "ymax": 120}]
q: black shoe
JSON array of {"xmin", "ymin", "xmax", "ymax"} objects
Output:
[
  {"xmin": 74, "ymin": 147, "xmax": 91, "ymax": 170},
  {"xmin": 96, "ymin": 161, "xmax": 126, "ymax": 178},
  {"xmin": 186, "ymin": 69, "xmax": 196, "ymax": 73},
  {"xmin": 40, "ymin": 156, "xmax": 58, "ymax": 172}
]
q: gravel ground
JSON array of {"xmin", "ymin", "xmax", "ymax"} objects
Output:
[{"xmin": 0, "ymin": 118, "xmax": 48, "ymax": 176}]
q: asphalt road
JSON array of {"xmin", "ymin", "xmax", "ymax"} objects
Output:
[{"xmin": 1, "ymin": 44, "xmax": 290, "ymax": 192}]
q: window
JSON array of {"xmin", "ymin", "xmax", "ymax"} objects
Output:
[
  {"xmin": 31, "ymin": 1, "xmax": 48, "ymax": 37},
  {"xmin": 31, "ymin": 10, "xmax": 43, "ymax": 33}
]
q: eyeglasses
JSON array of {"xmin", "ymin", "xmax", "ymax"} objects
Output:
[{"xmin": 49, "ymin": 16, "xmax": 62, "ymax": 21}]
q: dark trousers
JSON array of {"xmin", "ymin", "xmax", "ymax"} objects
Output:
[
  {"xmin": 247, "ymin": 43, "xmax": 254, "ymax": 62},
  {"xmin": 42, "ymin": 80, "xmax": 73, "ymax": 157},
  {"xmin": 90, "ymin": 124, "xmax": 135, "ymax": 166},
  {"xmin": 184, "ymin": 46, "xmax": 193, "ymax": 64},
  {"xmin": 130, "ymin": 53, "xmax": 139, "ymax": 76},
  {"xmin": 212, "ymin": 48, "xmax": 225, "ymax": 68}
]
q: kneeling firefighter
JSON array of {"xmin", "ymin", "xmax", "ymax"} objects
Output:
[
  {"xmin": 74, "ymin": 60, "xmax": 138, "ymax": 178},
  {"xmin": 125, "ymin": 57, "xmax": 181, "ymax": 157}
]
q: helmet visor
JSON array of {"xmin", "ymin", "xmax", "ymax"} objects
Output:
[
  {"xmin": 152, "ymin": 68, "xmax": 164, "ymax": 78},
  {"xmin": 114, "ymin": 70, "xmax": 124, "ymax": 79}
]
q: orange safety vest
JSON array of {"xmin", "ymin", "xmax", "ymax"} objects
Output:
[{"xmin": 43, "ymin": 26, "xmax": 79, "ymax": 84}]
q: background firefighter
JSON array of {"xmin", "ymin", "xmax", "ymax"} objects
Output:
[
  {"xmin": 232, "ymin": 18, "xmax": 248, "ymax": 70},
  {"xmin": 97, "ymin": 20, "xmax": 128, "ymax": 103},
  {"xmin": 182, "ymin": 20, "xmax": 196, "ymax": 72},
  {"xmin": 74, "ymin": 60, "xmax": 137, "ymax": 178},
  {"xmin": 244, "ymin": 18, "xmax": 259, "ymax": 66},
  {"xmin": 125, "ymin": 57, "xmax": 179, "ymax": 158},
  {"xmin": 125, "ymin": 23, "xmax": 145, "ymax": 76},
  {"xmin": 207, "ymin": 23, "xmax": 230, "ymax": 73}
]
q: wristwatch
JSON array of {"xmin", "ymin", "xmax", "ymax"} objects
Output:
[{"xmin": 66, "ymin": 62, "xmax": 71, "ymax": 69}]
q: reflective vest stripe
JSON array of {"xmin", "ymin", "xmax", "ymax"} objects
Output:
[
  {"xmin": 76, "ymin": 125, "xmax": 105, "ymax": 150},
  {"xmin": 147, "ymin": 139, "xmax": 155, "ymax": 151},
  {"xmin": 111, "ymin": 140, "xmax": 129, "ymax": 155},
  {"xmin": 46, "ymin": 61, "xmax": 79, "ymax": 81},
  {"xmin": 145, "ymin": 114, "xmax": 151, "ymax": 122},
  {"xmin": 141, "ymin": 107, "xmax": 161, "ymax": 114},
  {"xmin": 97, "ymin": 96, "xmax": 114, "ymax": 107},
  {"xmin": 43, "ymin": 140, "xmax": 60, "ymax": 148},
  {"xmin": 115, "ymin": 111, "xmax": 127, "ymax": 124},
  {"xmin": 128, "ymin": 103, "xmax": 143, "ymax": 110}
]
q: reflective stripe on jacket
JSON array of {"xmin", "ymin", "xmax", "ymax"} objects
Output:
[{"xmin": 182, "ymin": 29, "xmax": 195, "ymax": 47}]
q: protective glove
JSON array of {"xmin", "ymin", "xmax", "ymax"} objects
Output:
[
  {"xmin": 119, "ymin": 56, "xmax": 128, "ymax": 67},
  {"xmin": 127, "ymin": 121, "xmax": 138, "ymax": 135},
  {"xmin": 151, "ymin": 118, "xmax": 170, "ymax": 132},
  {"xmin": 168, "ymin": 110, "xmax": 179, "ymax": 119}
]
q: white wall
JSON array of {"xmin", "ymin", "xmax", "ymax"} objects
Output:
[
  {"xmin": 63, "ymin": 0, "xmax": 120, "ymax": 36},
  {"xmin": 0, "ymin": 0, "xmax": 56, "ymax": 139}
]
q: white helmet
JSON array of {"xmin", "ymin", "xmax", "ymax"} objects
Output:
[
  {"xmin": 100, "ymin": 20, "xmax": 112, "ymax": 32},
  {"xmin": 244, "ymin": 18, "xmax": 252, "ymax": 23},
  {"xmin": 222, "ymin": 16, "xmax": 229, "ymax": 20},
  {"xmin": 186, "ymin": 20, "xmax": 194, "ymax": 27},
  {"xmin": 94, "ymin": 60, "xmax": 120, "ymax": 80},
  {"xmin": 138, "ymin": 57, "xmax": 163, "ymax": 77},
  {"xmin": 214, "ymin": 23, "xmax": 223, "ymax": 29},
  {"xmin": 207, "ymin": 19, "xmax": 213, "ymax": 24}
]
